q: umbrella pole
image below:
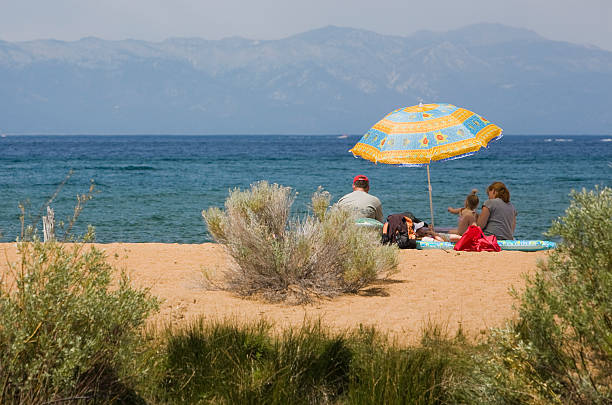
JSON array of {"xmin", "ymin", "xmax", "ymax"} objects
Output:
[{"xmin": 426, "ymin": 164, "xmax": 435, "ymax": 233}]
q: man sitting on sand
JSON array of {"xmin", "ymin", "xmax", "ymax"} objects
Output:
[{"xmin": 336, "ymin": 175, "xmax": 383, "ymax": 222}]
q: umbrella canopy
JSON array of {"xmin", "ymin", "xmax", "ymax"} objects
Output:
[
  {"xmin": 350, "ymin": 103, "xmax": 502, "ymax": 166},
  {"xmin": 350, "ymin": 103, "xmax": 502, "ymax": 231}
]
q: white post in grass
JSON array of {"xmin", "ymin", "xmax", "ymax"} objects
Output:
[{"xmin": 42, "ymin": 206, "xmax": 55, "ymax": 242}]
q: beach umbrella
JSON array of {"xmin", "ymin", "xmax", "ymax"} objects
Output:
[{"xmin": 350, "ymin": 103, "xmax": 502, "ymax": 232}]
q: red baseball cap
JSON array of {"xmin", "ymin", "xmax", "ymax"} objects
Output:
[{"xmin": 353, "ymin": 174, "xmax": 369, "ymax": 184}]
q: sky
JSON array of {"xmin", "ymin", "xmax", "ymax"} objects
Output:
[{"xmin": 1, "ymin": 0, "xmax": 612, "ymax": 51}]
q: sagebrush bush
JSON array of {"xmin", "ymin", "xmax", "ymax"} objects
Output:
[
  {"xmin": 202, "ymin": 181, "xmax": 397, "ymax": 303},
  {"xmin": 482, "ymin": 187, "xmax": 612, "ymax": 404},
  {"xmin": 0, "ymin": 231, "xmax": 159, "ymax": 403}
]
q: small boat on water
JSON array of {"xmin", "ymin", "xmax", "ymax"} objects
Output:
[{"xmin": 337, "ymin": 134, "xmax": 348, "ymax": 139}]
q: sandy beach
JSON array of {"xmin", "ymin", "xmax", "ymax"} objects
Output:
[{"xmin": 0, "ymin": 242, "xmax": 549, "ymax": 344}]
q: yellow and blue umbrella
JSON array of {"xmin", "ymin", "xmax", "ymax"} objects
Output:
[{"xmin": 350, "ymin": 103, "xmax": 502, "ymax": 231}]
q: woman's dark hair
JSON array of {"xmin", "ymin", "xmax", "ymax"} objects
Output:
[
  {"xmin": 466, "ymin": 189, "xmax": 479, "ymax": 209},
  {"xmin": 487, "ymin": 182, "xmax": 510, "ymax": 203}
]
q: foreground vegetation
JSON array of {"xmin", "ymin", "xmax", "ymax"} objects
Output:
[
  {"xmin": 0, "ymin": 186, "xmax": 610, "ymax": 403},
  {"xmin": 487, "ymin": 186, "xmax": 612, "ymax": 404},
  {"xmin": 145, "ymin": 320, "xmax": 476, "ymax": 405},
  {"xmin": 0, "ymin": 232, "xmax": 159, "ymax": 403}
]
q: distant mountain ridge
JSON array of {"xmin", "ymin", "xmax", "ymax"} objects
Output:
[{"xmin": 1, "ymin": 23, "xmax": 611, "ymax": 134}]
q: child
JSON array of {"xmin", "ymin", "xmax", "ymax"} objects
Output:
[{"xmin": 447, "ymin": 189, "xmax": 479, "ymax": 236}]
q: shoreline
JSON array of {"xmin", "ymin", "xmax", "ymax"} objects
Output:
[{"xmin": 0, "ymin": 242, "xmax": 550, "ymax": 344}]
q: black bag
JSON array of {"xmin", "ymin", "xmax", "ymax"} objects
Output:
[
  {"xmin": 395, "ymin": 232, "xmax": 417, "ymax": 249},
  {"xmin": 381, "ymin": 213, "xmax": 418, "ymax": 249}
]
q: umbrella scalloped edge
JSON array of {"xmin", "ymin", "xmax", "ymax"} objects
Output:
[{"xmin": 350, "ymin": 124, "xmax": 502, "ymax": 166}]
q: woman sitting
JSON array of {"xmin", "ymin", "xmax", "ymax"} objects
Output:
[{"xmin": 476, "ymin": 181, "xmax": 517, "ymax": 240}]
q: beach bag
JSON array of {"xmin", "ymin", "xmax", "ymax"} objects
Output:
[
  {"xmin": 454, "ymin": 225, "xmax": 501, "ymax": 252},
  {"xmin": 476, "ymin": 234, "xmax": 501, "ymax": 252},
  {"xmin": 381, "ymin": 214, "xmax": 417, "ymax": 249}
]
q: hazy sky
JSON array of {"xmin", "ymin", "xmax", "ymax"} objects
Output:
[{"xmin": 1, "ymin": 0, "xmax": 611, "ymax": 51}]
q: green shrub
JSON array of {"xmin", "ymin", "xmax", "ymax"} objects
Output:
[
  {"xmin": 270, "ymin": 322, "xmax": 353, "ymax": 403},
  {"xmin": 0, "ymin": 232, "xmax": 159, "ymax": 403},
  {"xmin": 159, "ymin": 319, "xmax": 273, "ymax": 403},
  {"xmin": 202, "ymin": 181, "xmax": 397, "ymax": 303},
  {"xmin": 346, "ymin": 324, "xmax": 480, "ymax": 405},
  {"xmin": 157, "ymin": 319, "xmax": 352, "ymax": 404},
  {"xmin": 153, "ymin": 319, "xmax": 476, "ymax": 405},
  {"xmin": 484, "ymin": 187, "xmax": 612, "ymax": 404}
]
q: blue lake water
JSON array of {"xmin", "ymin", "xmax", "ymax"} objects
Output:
[{"xmin": 0, "ymin": 135, "xmax": 610, "ymax": 243}]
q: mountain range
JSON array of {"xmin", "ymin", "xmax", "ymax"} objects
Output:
[{"xmin": 1, "ymin": 23, "xmax": 611, "ymax": 135}]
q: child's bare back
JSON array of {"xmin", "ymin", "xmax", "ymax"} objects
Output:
[{"xmin": 447, "ymin": 189, "xmax": 479, "ymax": 236}]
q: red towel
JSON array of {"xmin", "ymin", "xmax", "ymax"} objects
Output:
[{"xmin": 454, "ymin": 225, "xmax": 501, "ymax": 252}]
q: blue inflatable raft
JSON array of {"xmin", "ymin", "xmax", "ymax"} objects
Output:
[
  {"xmin": 355, "ymin": 218, "xmax": 557, "ymax": 251},
  {"xmin": 416, "ymin": 239, "xmax": 557, "ymax": 252}
]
